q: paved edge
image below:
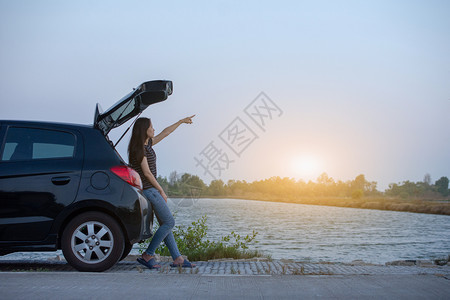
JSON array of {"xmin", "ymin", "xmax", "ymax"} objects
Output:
[{"xmin": 1, "ymin": 258, "xmax": 449, "ymax": 277}]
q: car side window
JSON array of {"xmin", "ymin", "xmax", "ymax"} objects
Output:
[{"xmin": 1, "ymin": 127, "xmax": 76, "ymax": 161}]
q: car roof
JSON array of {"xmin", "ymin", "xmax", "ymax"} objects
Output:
[{"xmin": 0, "ymin": 120, "xmax": 93, "ymax": 130}]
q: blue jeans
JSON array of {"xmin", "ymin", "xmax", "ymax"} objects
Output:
[{"xmin": 143, "ymin": 188, "xmax": 181, "ymax": 260}]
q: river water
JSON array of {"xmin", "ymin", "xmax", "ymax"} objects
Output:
[
  {"xmin": 3, "ymin": 198, "xmax": 449, "ymax": 264},
  {"xmin": 168, "ymin": 198, "xmax": 449, "ymax": 264}
]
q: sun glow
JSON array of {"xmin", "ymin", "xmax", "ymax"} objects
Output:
[{"xmin": 291, "ymin": 155, "xmax": 322, "ymax": 180}]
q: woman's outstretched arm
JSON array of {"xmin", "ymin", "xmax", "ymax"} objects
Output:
[{"xmin": 152, "ymin": 115, "xmax": 195, "ymax": 146}]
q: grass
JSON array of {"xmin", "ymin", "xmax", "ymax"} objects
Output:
[
  {"xmin": 183, "ymin": 244, "xmax": 266, "ymax": 261},
  {"xmin": 291, "ymin": 197, "xmax": 450, "ymax": 215}
]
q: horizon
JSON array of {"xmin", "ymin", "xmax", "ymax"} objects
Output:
[{"xmin": 156, "ymin": 169, "xmax": 448, "ymax": 193}]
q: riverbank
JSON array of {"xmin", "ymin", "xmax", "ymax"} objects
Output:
[{"xmin": 188, "ymin": 195, "xmax": 450, "ymax": 216}]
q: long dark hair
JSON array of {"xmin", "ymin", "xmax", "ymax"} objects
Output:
[{"xmin": 128, "ymin": 117, "xmax": 151, "ymax": 164}]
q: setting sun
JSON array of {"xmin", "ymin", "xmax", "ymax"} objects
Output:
[{"xmin": 291, "ymin": 155, "xmax": 322, "ymax": 180}]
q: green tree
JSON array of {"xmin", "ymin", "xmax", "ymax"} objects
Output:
[
  {"xmin": 180, "ymin": 173, "xmax": 206, "ymax": 189},
  {"xmin": 179, "ymin": 173, "xmax": 206, "ymax": 197},
  {"xmin": 227, "ymin": 180, "xmax": 249, "ymax": 196},
  {"xmin": 435, "ymin": 176, "xmax": 449, "ymax": 197},
  {"xmin": 385, "ymin": 180, "xmax": 435, "ymax": 198},
  {"xmin": 317, "ymin": 172, "xmax": 335, "ymax": 185},
  {"xmin": 157, "ymin": 175, "xmax": 169, "ymax": 193},
  {"xmin": 208, "ymin": 179, "xmax": 226, "ymax": 196}
]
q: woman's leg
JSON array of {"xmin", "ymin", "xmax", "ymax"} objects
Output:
[
  {"xmin": 143, "ymin": 188, "xmax": 181, "ymax": 259},
  {"xmin": 162, "ymin": 230, "xmax": 182, "ymax": 260}
]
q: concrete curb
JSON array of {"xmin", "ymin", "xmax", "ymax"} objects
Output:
[{"xmin": 1, "ymin": 257, "xmax": 449, "ymax": 277}]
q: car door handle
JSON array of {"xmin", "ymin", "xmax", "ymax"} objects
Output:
[{"xmin": 51, "ymin": 176, "xmax": 71, "ymax": 185}]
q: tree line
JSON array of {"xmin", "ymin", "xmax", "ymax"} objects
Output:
[{"xmin": 157, "ymin": 172, "xmax": 449, "ymax": 200}]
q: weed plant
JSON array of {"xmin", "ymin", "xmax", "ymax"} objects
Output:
[{"xmin": 139, "ymin": 214, "xmax": 267, "ymax": 261}]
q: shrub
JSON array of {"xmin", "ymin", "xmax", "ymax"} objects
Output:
[{"xmin": 139, "ymin": 214, "xmax": 266, "ymax": 261}]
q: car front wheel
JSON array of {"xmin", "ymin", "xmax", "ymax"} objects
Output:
[{"xmin": 61, "ymin": 212, "xmax": 125, "ymax": 272}]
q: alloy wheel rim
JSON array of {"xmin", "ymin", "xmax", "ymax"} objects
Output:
[{"xmin": 71, "ymin": 221, "xmax": 114, "ymax": 264}]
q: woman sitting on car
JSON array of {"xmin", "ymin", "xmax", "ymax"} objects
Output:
[{"xmin": 128, "ymin": 115, "xmax": 196, "ymax": 269}]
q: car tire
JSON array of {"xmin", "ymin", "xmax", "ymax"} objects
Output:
[
  {"xmin": 61, "ymin": 212, "xmax": 125, "ymax": 272},
  {"xmin": 120, "ymin": 242, "xmax": 133, "ymax": 261}
]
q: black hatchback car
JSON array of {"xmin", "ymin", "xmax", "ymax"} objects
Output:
[{"xmin": 0, "ymin": 80, "xmax": 173, "ymax": 272}]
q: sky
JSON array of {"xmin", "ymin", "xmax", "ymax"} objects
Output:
[{"xmin": 0, "ymin": 0, "xmax": 449, "ymax": 190}]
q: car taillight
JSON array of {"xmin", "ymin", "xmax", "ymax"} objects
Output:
[{"xmin": 110, "ymin": 165, "xmax": 143, "ymax": 190}]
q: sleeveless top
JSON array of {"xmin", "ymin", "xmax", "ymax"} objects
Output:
[{"xmin": 130, "ymin": 140, "xmax": 157, "ymax": 190}]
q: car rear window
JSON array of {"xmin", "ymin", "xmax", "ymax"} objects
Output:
[{"xmin": 1, "ymin": 127, "xmax": 76, "ymax": 161}]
